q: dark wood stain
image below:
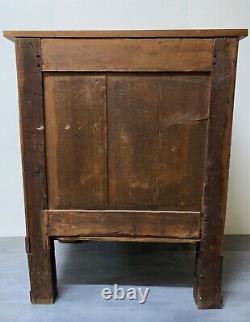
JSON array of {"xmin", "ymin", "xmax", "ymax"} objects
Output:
[
  {"xmin": 15, "ymin": 38, "xmax": 56, "ymax": 303},
  {"xmin": 194, "ymin": 38, "xmax": 239, "ymax": 309}
]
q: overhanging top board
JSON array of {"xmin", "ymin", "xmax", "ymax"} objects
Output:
[{"xmin": 3, "ymin": 29, "xmax": 248, "ymax": 42}]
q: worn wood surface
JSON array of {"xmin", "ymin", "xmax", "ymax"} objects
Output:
[
  {"xmin": 56, "ymin": 236, "xmax": 199, "ymax": 243},
  {"xmin": 108, "ymin": 73, "xmax": 209, "ymax": 210},
  {"xmin": 42, "ymin": 210, "xmax": 201, "ymax": 239},
  {"xmin": 44, "ymin": 72, "xmax": 209, "ymax": 211},
  {"xmin": 41, "ymin": 39, "xmax": 213, "ymax": 71},
  {"xmin": 9, "ymin": 30, "xmax": 244, "ymax": 308},
  {"xmin": 15, "ymin": 38, "xmax": 56, "ymax": 303},
  {"xmin": 194, "ymin": 38, "xmax": 239, "ymax": 309},
  {"xmin": 3, "ymin": 29, "xmax": 248, "ymax": 41},
  {"xmin": 44, "ymin": 73, "xmax": 107, "ymax": 209}
]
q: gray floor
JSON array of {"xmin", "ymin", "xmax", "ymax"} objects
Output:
[{"xmin": 0, "ymin": 236, "xmax": 249, "ymax": 322}]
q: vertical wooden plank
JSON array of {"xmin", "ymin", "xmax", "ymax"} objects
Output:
[
  {"xmin": 15, "ymin": 38, "xmax": 56, "ymax": 303},
  {"xmin": 194, "ymin": 38, "xmax": 239, "ymax": 309},
  {"xmin": 108, "ymin": 74, "xmax": 209, "ymax": 210},
  {"xmin": 44, "ymin": 73, "xmax": 107, "ymax": 209},
  {"xmin": 108, "ymin": 74, "xmax": 159, "ymax": 209},
  {"xmin": 159, "ymin": 75, "xmax": 210, "ymax": 210}
]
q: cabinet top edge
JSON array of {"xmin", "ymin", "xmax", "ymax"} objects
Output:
[{"xmin": 3, "ymin": 29, "xmax": 248, "ymax": 42}]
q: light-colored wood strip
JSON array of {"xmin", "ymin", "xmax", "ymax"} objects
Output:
[{"xmin": 3, "ymin": 29, "xmax": 248, "ymax": 42}]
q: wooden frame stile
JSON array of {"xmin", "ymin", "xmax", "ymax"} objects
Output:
[
  {"xmin": 15, "ymin": 38, "xmax": 56, "ymax": 303},
  {"xmin": 194, "ymin": 38, "xmax": 239, "ymax": 309}
]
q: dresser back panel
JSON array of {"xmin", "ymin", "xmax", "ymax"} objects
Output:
[{"xmin": 44, "ymin": 71, "xmax": 210, "ymax": 211}]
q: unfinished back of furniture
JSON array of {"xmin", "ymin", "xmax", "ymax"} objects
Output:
[{"xmin": 4, "ymin": 29, "xmax": 247, "ymax": 307}]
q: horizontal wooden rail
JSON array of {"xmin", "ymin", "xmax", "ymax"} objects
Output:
[
  {"xmin": 56, "ymin": 236, "xmax": 200, "ymax": 243},
  {"xmin": 41, "ymin": 38, "xmax": 213, "ymax": 72},
  {"xmin": 41, "ymin": 210, "xmax": 201, "ymax": 240}
]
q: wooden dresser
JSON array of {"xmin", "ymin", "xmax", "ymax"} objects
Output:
[{"xmin": 4, "ymin": 29, "xmax": 247, "ymax": 308}]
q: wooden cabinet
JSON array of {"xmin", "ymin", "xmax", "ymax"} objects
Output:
[{"xmin": 4, "ymin": 29, "xmax": 247, "ymax": 308}]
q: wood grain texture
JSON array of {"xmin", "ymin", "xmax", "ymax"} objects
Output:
[
  {"xmin": 3, "ymin": 29, "xmax": 248, "ymax": 41},
  {"xmin": 41, "ymin": 38, "xmax": 214, "ymax": 71},
  {"xmin": 194, "ymin": 38, "xmax": 239, "ymax": 309},
  {"xmin": 44, "ymin": 73, "xmax": 107, "ymax": 209},
  {"xmin": 56, "ymin": 236, "xmax": 199, "ymax": 243},
  {"xmin": 9, "ymin": 30, "xmax": 244, "ymax": 308},
  {"xmin": 158, "ymin": 74, "xmax": 209, "ymax": 210},
  {"xmin": 42, "ymin": 210, "xmax": 201, "ymax": 239},
  {"xmin": 15, "ymin": 38, "xmax": 56, "ymax": 303},
  {"xmin": 108, "ymin": 74, "xmax": 209, "ymax": 210},
  {"xmin": 107, "ymin": 74, "xmax": 158, "ymax": 209}
]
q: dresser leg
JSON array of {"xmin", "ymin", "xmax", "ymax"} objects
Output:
[
  {"xmin": 27, "ymin": 238, "xmax": 57, "ymax": 304},
  {"xmin": 193, "ymin": 242, "xmax": 223, "ymax": 309}
]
